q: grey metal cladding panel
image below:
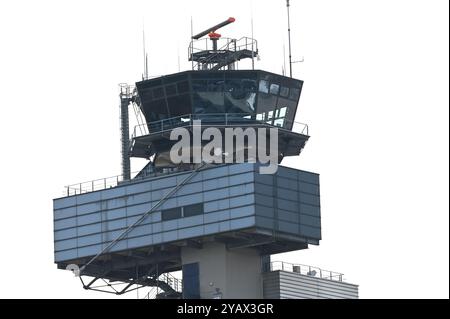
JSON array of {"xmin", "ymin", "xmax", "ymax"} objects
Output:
[
  {"xmin": 163, "ymin": 230, "xmax": 178, "ymax": 242},
  {"xmin": 202, "ymin": 176, "xmax": 229, "ymax": 190},
  {"xmin": 254, "ymin": 183, "xmax": 273, "ymax": 196},
  {"xmin": 285, "ymin": 274, "xmax": 358, "ymax": 299},
  {"xmin": 228, "ymin": 162, "xmax": 255, "ymax": 174},
  {"xmin": 178, "ymin": 215, "xmax": 204, "ymax": 228},
  {"xmin": 228, "ymin": 172, "xmax": 254, "ymax": 185},
  {"xmin": 229, "ymin": 183, "xmax": 254, "ymax": 197},
  {"xmin": 75, "ymin": 191, "xmax": 102, "ymax": 205},
  {"xmin": 278, "ymin": 209, "xmax": 299, "ymax": 223},
  {"xmin": 254, "ymin": 194, "xmax": 273, "ymax": 207},
  {"xmin": 254, "ymin": 173, "xmax": 273, "ymax": 186},
  {"xmin": 230, "ymin": 216, "xmax": 255, "ymax": 229},
  {"xmin": 54, "ymin": 228, "xmax": 77, "ymax": 241},
  {"xmin": 77, "ymin": 213, "xmax": 101, "ymax": 226},
  {"xmin": 128, "ymin": 224, "xmax": 152, "ymax": 238},
  {"xmin": 299, "ymin": 203, "xmax": 320, "ymax": 217},
  {"xmin": 78, "ymin": 244, "xmax": 103, "ymax": 258},
  {"xmin": 229, "ymin": 194, "xmax": 254, "ymax": 208},
  {"xmin": 263, "ymin": 272, "xmax": 281, "ymax": 299},
  {"xmin": 151, "ymin": 175, "xmax": 177, "ymax": 191},
  {"xmin": 277, "ymin": 198, "xmax": 298, "ymax": 212},
  {"xmin": 176, "ymin": 193, "xmax": 203, "ymax": 206},
  {"xmin": 160, "ymin": 197, "xmax": 178, "ymax": 210},
  {"xmin": 277, "ymin": 188, "xmax": 298, "ymax": 201},
  {"xmin": 229, "ymin": 205, "xmax": 255, "ymax": 219},
  {"xmin": 178, "ymin": 225, "xmax": 204, "ymax": 239},
  {"xmin": 299, "ymin": 225, "xmax": 321, "ymax": 240},
  {"xmin": 78, "ymin": 223, "xmax": 102, "ymax": 237},
  {"xmin": 202, "ymin": 165, "xmax": 230, "ymax": 179},
  {"xmin": 127, "ymin": 192, "xmax": 152, "ymax": 207},
  {"xmin": 277, "ymin": 166, "xmax": 297, "ymax": 179},
  {"xmin": 255, "ymin": 205, "xmax": 274, "ymax": 218},
  {"xmin": 298, "ymin": 171, "xmax": 319, "ymax": 185},
  {"xmin": 127, "ymin": 234, "xmax": 153, "ymax": 248},
  {"xmin": 76, "ymin": 202, "xmax": 102, "ymax": 215},
  {"xmin": 101, "ymin": 186, "xmax": 126, "ymax": 200},
  {"xmin": 204, "ymin": 188, "xmax": 229, "ymax": 201},
  {"xmin": 54, "ymin": 217, "xmax": 77, "ymax": 230},
  {"xmin": 177, "ymin": 180, "xmax": 202, "ymax": 196},
  {"xmin": 255, "ymin": 216, "xmax": 275, "ymax": 229},
  {"xmin": 204, "ymin": 198, "xmax": 229, "ymax": 213},
  {"xmin": 54, "ymin": 196, "xmax": 77, "ymax": 210},
  {"xmin": 78, "ymin": 233, "xmax": 102, "ymax": 247},
  {"xmin": 275, "ymin": 271, "xmax": 358, "ymax": 299},
  {"xmin": 299, "ymin": 193, "xmax": 320, "ymax": 207},
  {"xmin": 276, "ymin": 177, "xmax": 299, "ymax": 191},
  {"xmin": 127, "ymin": 202, "xmax": 152, "ymax": 218},
  {"xmin": 125, "ymin": 181, "xmax": 152, "ymax": 194},
  {"xmin": 299, "ymin": 182, "xmax": 320, "ymax": 196},
  {"xmin": 299, "ymin": 215, "xmax": 320, "ymax": 228},
  {"xmin": 278, "ymin": 220, "xmax": 299, "ymax": 234},
  {"xmin": 55, "ymin": 238, "xmax": 78, "ymax": 251},
  {"xmin": 204, "ymin": 222, "xmax": 220, "ymax": 235},
  {"xmin": 55, "ymin": 249, "xmax": 78, "ymax": 262},
  {"xmin": 54, "ymin": 206, "xmax": 77, "ymax": 220}
]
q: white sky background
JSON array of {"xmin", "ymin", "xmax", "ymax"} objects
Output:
[{"xmin": 0, "ymin": 0, "xmax": 448, "ymax": 299}]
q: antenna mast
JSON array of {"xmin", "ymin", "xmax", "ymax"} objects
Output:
[
  {"xmin": 143, "ymin": 25, "xmax": 148, "ymax": 80},
  {"xmin": 286, "ymin": 0, "xmax": 293, "ymax": 78}
]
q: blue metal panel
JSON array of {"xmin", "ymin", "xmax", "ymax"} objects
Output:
[{"xmin": 54, "ymin": 163, "xmax": 321, "ymax": 262}]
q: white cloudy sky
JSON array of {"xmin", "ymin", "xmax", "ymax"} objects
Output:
[{"xmin": 0, "ymin": 0, "xmax": 448, "ymax": 298}]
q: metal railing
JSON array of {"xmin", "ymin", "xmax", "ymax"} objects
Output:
[
  {"xmin": 265, "ymin": 261, "xmax": 345, "ymax": 282},
  {"xmin": 64, "ymin": 165, "xmax": 196, "ymax": 197},
  {"xmin": 143, "ymin": 273, "xmax": 183, "ymax": 299},
  {"xmin": 189, "ymin": 36, "xmax": 258, "ymax": 70},
  {"xmin": 131, "ymin": 113, "xmax": 309, "ymax": 139}
]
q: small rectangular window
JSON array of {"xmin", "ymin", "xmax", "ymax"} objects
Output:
[
  {"xmin": 289, "ymin": 88, "xmax": 300, "ymax": 100},
  {"xmin": 274, "ymin": 118, "xmax": 284, "ymax": 127},
  {"xmin": 270, "ymin": 83, "xmax": 280, "ymax": 95},
  {"xmin": 162, "ymin": 207, "xmax": 182, "ymax": 221},
  {"xmin": 280, "ymin": 86, "xmax": 289, "ymax": 97},
  {"xmin": 258, "ymin": 80, "xmax": 269, "ymax": 93},
  {"xmin": 183, "ymin": 203, "xmax": 204, "ymax": 217}
]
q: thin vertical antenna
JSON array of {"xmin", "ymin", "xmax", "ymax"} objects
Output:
[
  {"xmin": 142, "ymin": 22, "xmax": 148, "ymax": 80},
  {"xmin": 177, "ymin": 44, "xmax": 181, "ymax": 72},
  {"xmin": 190, "ymin": 16, "xmax": 194, "ymax": 70},
  {"xmin": 251, "ymin": 0, "xmax": 255, "ymax": 70},
  {"xmin": 145, "ymin": 53, "xmax": 149, "ymax": 79},
  {"xmin": 286, "ymin": 0, "xmax": 293, "ymax": 77},
  {"xmin": 283, "ymin": 43, "xmax": 287, "ymax": 76}
]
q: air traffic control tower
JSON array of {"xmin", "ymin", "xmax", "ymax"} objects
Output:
[{"xmin": 53, "ymin": 18, "xmax": 358, "ymax": 299}]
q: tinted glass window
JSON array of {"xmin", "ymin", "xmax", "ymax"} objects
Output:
[
  {"xmin": 183, "ymin": 203, "xmax": 204, "ymax": 217},
  {"xmin": 153, "ymin": 87, "xmax": 164, "ymax": 99},
  {"xmin": 258, "ymin": 80, "xmax": 269, "ymax": 93},
  {"xmin": 165, "ymin": 84, "xmax": 177, "ymax": 96},
  {"xmin": 162, "ymin": 207, "xmax": 182, "ymax": 221},
  {"xmin": 280, "ymin": 86, "xmax": 289, "ymax": 97},
  {"xmin": 289, "ymin": 88, "xmax": 300, "ymax": 100},
  {"xmin": 177, "ymin": 81, "xmax": 189, "ymax": 93},
  {"xmin": 270, "ymin": 83, "xmax": 280, "ymax": 95}
]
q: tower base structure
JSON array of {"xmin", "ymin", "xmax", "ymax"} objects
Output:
[{"xmin": 181, "ymin": 242, "xmax": 263, "ymax": 299}]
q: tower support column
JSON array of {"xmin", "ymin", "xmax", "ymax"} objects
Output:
[
  {"xmin": 181, "ymin": 242, "xmax": 263, "ymax": 299},
  {"xmin": 119, "ymin": 84, "xmax": 131, "ymax": 181}
]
